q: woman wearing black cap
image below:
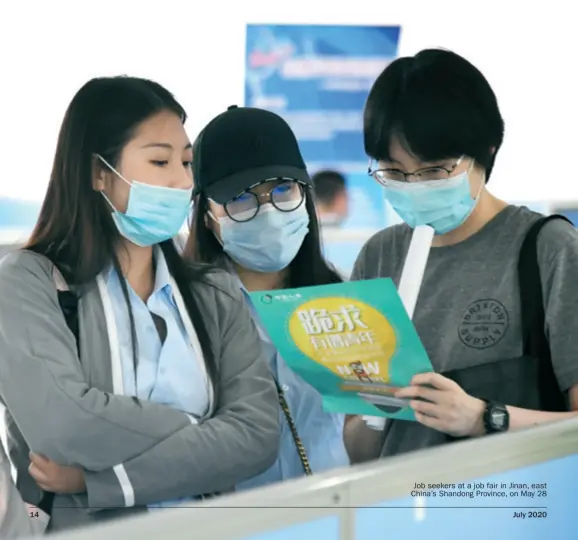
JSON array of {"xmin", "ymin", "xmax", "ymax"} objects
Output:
[{"xmin": 185, "ymin": 105, "xmax": 351, "ymax": 488}]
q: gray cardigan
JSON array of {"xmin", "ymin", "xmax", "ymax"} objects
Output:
[
  {"xmin": 0, "ymin": 250, "xmax": 280, "ymax": 532},
  {"xmin": 1, "ymin": 438, "xmax": 49, "ymax": 537}
]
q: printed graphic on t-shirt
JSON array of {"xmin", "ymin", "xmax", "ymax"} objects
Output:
[
  {"xmin": 458, "ymin": 299, "xmax": 510, "ymax": 350},
  {"xmin": 354, "ymin": 205, "xmax": 578, "ymax": 456}
]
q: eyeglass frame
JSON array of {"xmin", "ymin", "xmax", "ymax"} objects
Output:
[
  {"xmin": 208, "ymin": 177, "xmax": 308, "ymax": 223},
  {"xmin": 367, "ymin": 155, "xmax": 465, "ymax": 185}
]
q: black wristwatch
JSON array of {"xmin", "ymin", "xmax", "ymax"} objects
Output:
[{"xmin": 482, "ymin": 401, "xmax": 509, "ymax": 433}]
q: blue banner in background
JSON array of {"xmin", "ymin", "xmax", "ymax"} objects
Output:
[
  {"xmin": 548, "ymin": 204, "xmax": 578, "ymax": 225},
  {"xmin": 245, "ymin": 24, "xmax": 401, "ymax": 275},
  {"xmin": 0, "ymin": 199, "xmax": 41, "ymax": 229}
]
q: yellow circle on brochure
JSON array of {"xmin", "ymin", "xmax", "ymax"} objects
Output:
[{"xmin": 288, "ymin": 297, "xmax": 397, "ymax": 383}]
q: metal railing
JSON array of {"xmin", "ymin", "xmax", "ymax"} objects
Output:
[{"xmin": 46, "ymin": 417, "xmax": 578, "ymax": 540}]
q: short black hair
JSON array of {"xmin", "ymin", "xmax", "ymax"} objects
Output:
[
  {"xmin": 312, "ymin": 170, "xmax": 346, "ymax": 206},
  {"xmin": 364, "ymin": 49, "xmax": 505, "ymax": 181}
]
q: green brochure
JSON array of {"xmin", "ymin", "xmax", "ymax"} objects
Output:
[{"xmin": 249, "ymin": 278, "xmax": 434, "ymax": 420}]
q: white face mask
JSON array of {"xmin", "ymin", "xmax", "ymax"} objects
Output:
[
  {"xmin": 382, "ymin": 162, "xmax": 482, "ymax": 234},
  {"xmin": 97, "ymin": 155, "xmax": 192, "ymax": 246},
  {"xmin": 210, "ymin": 203, "xmax": 310, "ymax": 273}
]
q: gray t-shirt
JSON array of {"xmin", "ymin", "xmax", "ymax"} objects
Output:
[{"xmin": 351, "ymin": 205, "xmax": 578, "ymax": 456}]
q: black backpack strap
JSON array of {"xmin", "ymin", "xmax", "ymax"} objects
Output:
[
  {"xmin": 518, "ymin": 214, "xmax": 572, "ymax": 411},
  {"xmin": 37, "ymin": 266, "xmax": 80, "ymax": 516},
  {"xmin": 57, "ymin": 291, "xmax": 80, "ymax": 351},
  {"xmin": 51, "ymin": 265, "xmax": 80, "ymax": 346}
]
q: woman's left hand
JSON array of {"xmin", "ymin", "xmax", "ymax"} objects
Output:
[
  {"xmin": 395, "ymin": 372, "xmax": 485, "ymax": 438},
  {"xmin": 29, "ymin": 453, "xmax": 86, "ymax": 494}
]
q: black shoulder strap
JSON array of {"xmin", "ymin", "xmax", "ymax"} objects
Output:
[
  {"xmin": 50, "ymin": 263, "xmax": 80, "ymax": 349},
  {"xmin": 518, "ymin": 214, "xmax": 572, "ymax": 411},
  {"xmin": 37, "ymin": 271, "xmax": 79, "ymax": 516},
  {"xmin": 57, "ymin": 291, "xmax": 80, "ymax": 349}
]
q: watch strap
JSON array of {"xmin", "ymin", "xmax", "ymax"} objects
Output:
[{"xmin": 482, "ymin": 400, "xmax": 509, "ymax": 433}]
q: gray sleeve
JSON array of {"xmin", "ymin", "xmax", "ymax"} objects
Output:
[
  {"xmin": 350, "ymin": 243, "xmax": 368, "ymax": 281},
  {"xmin": 350, "ymin": 226, "xmax": 408, "ymax": 283},
  {"xmin": 0, "ymin": 441, "xmax": 43, "ymax": 538},
  {"xmin": 84, "ymin": 276, "xmax": 280, "ymax": 508},
  {"xmin": 0, "ymin": 252, "xmax": 192, "ymax": 471},
  {"xmin": 538, "ymin": 220, "xmax": 578, "ymax": 392},
  {"xmin": 351, "ymin": 231, "xmax": 381, "ymax": 281}
]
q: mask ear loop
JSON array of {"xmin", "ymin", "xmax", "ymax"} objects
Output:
[
  {"xmin": 96, "ymin": 155, "xmax": 132, "ymax": 213},
  {"xmin": 458, "ymin": 160, "xmax": 485, "ymax": 229},
  {"xmin": 469, "ymin": 160, "xmax": 485, "ymax": 202},
  {"xmin": 206, "ymin": 209, "xmax": 219, "ymax": 223},
  {"xmin": 205, "ymin": 209, "xmax": 225, "ymax": 247},
  {"xmin": 97, "ymin": 155, "xmax": 131, "ymax": 185}
]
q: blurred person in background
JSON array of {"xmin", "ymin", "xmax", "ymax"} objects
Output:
[
  {"xmin": 346, "ymin": 48, "xmax": 578, "ymax": 462},
  {"xmin": 311, "ymin": 169, "xmax": 351, "ymax": 278},
  {"xmin": 185, "ymin": 106, "xmax": 351, "ymax": 489},
  {"xmin": 0, "ymin": 78, "xmax": 279, "ymax": 532},
  {"xmin": 311, "ymin": 169, "xmax": 349, "ymax": 227}
]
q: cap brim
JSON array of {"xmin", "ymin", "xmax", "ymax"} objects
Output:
[{"xmin": 203, "ymin": 165, "xmax": 312, "ymax": 204}]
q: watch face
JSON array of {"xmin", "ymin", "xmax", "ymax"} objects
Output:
[{"xmin": 491, "ymin": 410, "xmax": 506, "ymax": 428}]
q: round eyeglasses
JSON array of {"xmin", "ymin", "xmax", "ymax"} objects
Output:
[
  {"xmin": 368, "ymin": 156, "xmax": 464, "ymax": 185},
  {"xmin": 222, "ymin": 178, "xmax": 306, "ymax": 223}
]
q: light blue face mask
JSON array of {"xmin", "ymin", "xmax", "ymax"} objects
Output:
[
  {"xmin": 383, "ymin": 168, "xmax": 481, "ymax": 235},
  {"xmin": 98, "ymin": 156, "xmax": 193, "ymax": 247},
  {"xmin": 212, "ymin": 202, "xmax": 310, "ymax": 273}
]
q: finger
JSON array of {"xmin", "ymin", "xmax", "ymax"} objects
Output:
[
  {"xmin": 414, "ymin": 411, "xmax": 447, "ymax": 431},
  {"xmin": 28, "ymin": 463, "xmax": 49, "ymax": 484},
  {"xmin": 410, "ymin": 399, "xmax": 442, "ymax": 418},
  {"xmin": 395, "ymin": 385, "xmax": 443, "ymax": 403},
  {"xmin": 411, "ymin": 372, "xmax": 457, "ymax": 391},
  {"xmin": 29, "ymin": 453, "xmax": 50, "ymax": 467},
  {"xmin": 393, "ymin": 386, "xmax": 413, "ymax": 398}
]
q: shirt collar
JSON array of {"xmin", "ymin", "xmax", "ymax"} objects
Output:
[
  {"xmin": 101, "ymin": 247, "xmax": 172, "ymax": 296},
  {"xmin": 224, "ymin": 259, "xmax": 247, "ymax": 293},
  {"xmin": 103, "ymin": 264, "xmax": 115, "ymax": 285},
  {"xmin": 152, "ymin": 246, "xmax": 172, "ymax": 295}
]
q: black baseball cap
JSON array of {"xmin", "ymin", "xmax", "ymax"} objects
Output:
[{"xmin": 192, "ymin": 106, "xmax": 312, "ymax": 204}]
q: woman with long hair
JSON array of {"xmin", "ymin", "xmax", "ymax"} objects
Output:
[
  {"xmin": 0, "ymin": 78, "xmax": 279, "ymax": 532},
  {"xmin": 185, "ymin": 105, "xmax": 350, "ymax": 489}
]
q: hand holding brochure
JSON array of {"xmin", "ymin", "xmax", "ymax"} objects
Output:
[{"xmin": 249, "ymin": 278, "xmax": 434, "ymax": 420}]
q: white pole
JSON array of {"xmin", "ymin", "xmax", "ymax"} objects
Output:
[{"xmin": 362, "ymin": 225, "xmax": 435, "ymax": 430}]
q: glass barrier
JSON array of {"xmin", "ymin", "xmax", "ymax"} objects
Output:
[
  {"xmin": 355, "ymin": 453, "xmax": 576, "ymax": 540},
  {"xmin": 46, "ymin": 418, "xmax": 578, "ymax": 540},
  {"xmin": 243, "ymin": 517, "xmax": 340, "ymax": 540}
]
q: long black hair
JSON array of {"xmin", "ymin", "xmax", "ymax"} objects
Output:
[
  {"xmin": 185, "ymin": 189, "xmax": 342, "ymax": 288},
  {"xmin": 25, "ymin": 76, "xmax": 217, "ymax": 390}
]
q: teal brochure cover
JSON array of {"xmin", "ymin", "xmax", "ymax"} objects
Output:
[{"xmin": 249, "ymin": 279, "xmax": 434, "ymax": 420}]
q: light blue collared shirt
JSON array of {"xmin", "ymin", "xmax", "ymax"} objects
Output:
[
  {"xmin": 236, "ymin": 285, "xmax": 350, "ymax": 491},
  {"xmin": 105, "ymin": 250, "xmax": 209, "ymax": 508}
]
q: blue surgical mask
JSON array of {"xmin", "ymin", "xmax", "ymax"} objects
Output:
[
  {"xmin": 98, "ymin": 156, "xmax": 192, "ymax": 247},
  {"xmin": 212, "ymin": 203, "xmax": 310, "ymax": 273},
  {"xmin": 383, "ymin": 170, "xmax": 480, "ymax": 235}
]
